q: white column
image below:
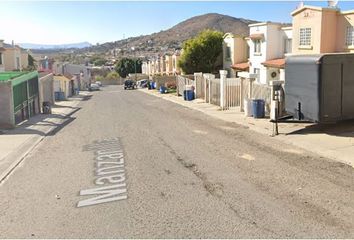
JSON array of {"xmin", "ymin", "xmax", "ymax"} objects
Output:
[
  {"xmin": 219, "ymin": 70, "xmax": 227, "ymax": 110},
  {"xmin": 194, "ymin": 72, "xmax": 202, "ymax": 99}
]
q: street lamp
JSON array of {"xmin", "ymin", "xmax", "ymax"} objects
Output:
[{"xmin": 131, "ymin": 47, "xmax": 137, "ymax": 81}]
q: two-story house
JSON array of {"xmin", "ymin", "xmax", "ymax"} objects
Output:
[
  {"xmin": 222, "ymin": 33, "xmax": 249, "ymax": 77},
  {"xmin": 247, "ymin": 22, "xmax": 292, "ymax": 84},
  {"xmin": 172, "ymin": 50, "xmax": 181, "ymax": 75},
  {"xmin": 292, "ymin": 5, "xmax": 354, "ymax": 54},
  {"xmin": 164, "ymin": 54, "xmax": 173, "ymax": 75},
  {"xmin": 0, "ymin": 40, "xmax": 28, "ymax": 71},
  {"xmin": 0, "ymin": 40, "xmax": 4, "ymax": 72}
]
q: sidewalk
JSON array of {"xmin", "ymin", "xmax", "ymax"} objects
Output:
[
  {"xmin": 0, "ymin": 92, "xmax": 92, "ymax": 183},
  {"xmin": 139, "ymin": 88, "xmax": 354, "ymax": 167}
]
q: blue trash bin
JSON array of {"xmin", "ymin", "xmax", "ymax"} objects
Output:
[
  {"xmin": 252, "ymin": 99, "xmax": 265, "ymax": 118},
  {"xmin": 186, "ymin": 90, "xmax": 195, "ymax": 101},
  {"xmin": 160, "ymin": 86, "xmax": 167, "ymax": 94}
]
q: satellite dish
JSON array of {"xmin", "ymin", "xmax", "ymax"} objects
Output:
[{"xmin": 328, "ymin": 0, "xmax": 338, "ymax": 8}]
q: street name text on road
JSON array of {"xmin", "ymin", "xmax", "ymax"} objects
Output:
[{"xmin": 77, "ymin": 138, "xmax": 128, "ymax": 207}]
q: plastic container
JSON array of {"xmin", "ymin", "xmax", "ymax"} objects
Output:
[
  {"xmin": 185, "ymin": 85, "xmax": 193, "ymax": 91},
  {"xmin": 244, "ymin": 99, "xmax": 253, "ymax": 117},
  {"xmin": 160, "ymin": 86, "xmax": 167, "ymax": 94},
  {"xmin": 185, "ymin": 90, "xmax": 195, "ymax": 101},
  {"xmin": 252, "ymin": 99, "xmax": 265, "ymax": 118}
]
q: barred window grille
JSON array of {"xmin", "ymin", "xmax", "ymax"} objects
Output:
[
  {"xmin": 254, "ymin": 39, "xmax": 261, "ymax": 53},
  {"xmin": 299, "ymin": 28, "xmax": 311, "ymax": 46},
  {"xmin": 346, "ymin": 26, "xmax": 354, "ymax": 46}
]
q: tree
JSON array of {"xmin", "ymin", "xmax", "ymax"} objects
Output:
[
  {"xmin": 106, "ymin": 71, "xmax": 119, "ymax": 80},
  {"xmin": 178, "ymin": 30, "xmax": 224, "ymax": 74},
  {"xmin": 115, "ymin": 58, "xmax": 142, "ymax": 78}
]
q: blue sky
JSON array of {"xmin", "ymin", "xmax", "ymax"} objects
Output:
[{"xmin": 1, "ymin": 1, "xmax": 354, "ymax": 45}]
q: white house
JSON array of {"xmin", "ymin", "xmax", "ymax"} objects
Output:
[{"xmin": 247, "ymin": 22, "xmax": 292, "ymax": 84}]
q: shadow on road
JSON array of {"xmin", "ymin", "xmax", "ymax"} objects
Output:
[{"xmin": 0, "ymin": 107, "xmax": 81, "ymax": 137}]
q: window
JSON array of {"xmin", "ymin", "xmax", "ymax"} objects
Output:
[
  {"xmin": 346, "ymin": 26, "xmax": 354, "ymax": 46},
  {"xmin": 284, "ymin": 38, "xmax": 292, "ymax": 54},
  {"xmin": 254, "ymin": 39, "xmax": 261, "ymax": 54},
  {"xmin": 299, "ymin": 28, "xmax": 311, "ymax": 46},
  {"xmin": 225, "ymin": 46, "xmax": 231, "ymax": 59},
  {"xmin": 253, "ymin": 68, "xmax": 261, "ymax": 83},
  {"xmin": 0, "ymin": 53, "xmax": 2, "ymax": 65}
]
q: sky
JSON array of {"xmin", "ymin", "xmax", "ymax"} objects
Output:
[{"xmin": 1, "ymin": 1, "xmax": 354, "ymax": 45}]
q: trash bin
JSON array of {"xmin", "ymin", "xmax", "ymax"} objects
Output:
[
  {"xmin": 185, "ymin": 90, "xmax": 195, "ymax": 101},
  {"xmin": 244, "ymin": 98, "xmax": 253, "ymax": 117},
  {"xmin": 160, "ymin": 86, "xmax": 167, "ymax": 94},
  {"xmin": 183, "ymin": 90, "xmax": 187, "ymax": 100},
  {"xmin": 42, "ymin": 101, "xmax": 52, "ymax": 114},
  {"xmin": 252, "ymin": 99, "xmax": 265, "ymax": 118}
]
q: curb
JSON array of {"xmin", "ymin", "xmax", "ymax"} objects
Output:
[{"xmin": 0, "ymin": 100, "xmax": 82, "ymax": 184}]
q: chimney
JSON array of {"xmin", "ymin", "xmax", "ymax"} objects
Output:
[
  {"xmin": 12, "ymin": 40, "xmax": 14, "ymax": 47},
  {"xmin": 0, "ymin": 39, "xmax": 3, "ymax": 48}
]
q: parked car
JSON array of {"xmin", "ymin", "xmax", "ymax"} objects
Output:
[
  {"xmin": 95, "ymin": 81, "xmax": 102, "ymax": 87},
  {"xmin": 88, "ymin": 83, "xmax": 100, "ymax": 91},
  {"xmin": 124, "ymin": 80, "xmax": 136, "ymax": 90}
]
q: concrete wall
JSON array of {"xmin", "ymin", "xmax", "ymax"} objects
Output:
[
  {"xmin": 21, "ymin": 52, "xmax": 29, "ymax": 70},
  {"xmin": 152, "ymin": 75, "xmax": 176, "ymax": 88},
  {"xmin": 337, "ymin": 11, "xmax": 354, "ymax": 53},
  {"xmin": 39, "ymin": 73, "xmax": 54, "ymax": 107},
  {"xmin": 321, "ymin": 9, "xmax": 338, "ymax": 53},
  {"xmin": 0, "ymin": 81, "xmax": 14, "ymax": 128}
]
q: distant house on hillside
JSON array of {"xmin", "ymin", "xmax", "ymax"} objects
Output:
[{"xmin": 0, "ymin": 40, "xmax": 29, "ymax": 71}]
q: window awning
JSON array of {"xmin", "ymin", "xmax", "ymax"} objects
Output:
[
  {"xmin": 249, "ymin": 33, "xmax": 264, "ymax": 40},
  {"xmin": 262, "ymin": 58, "xmax": 285, "ymax": 68},
  {"xmin": 231, "ymin": 62, "xmax": 249, "ymax": 71}
]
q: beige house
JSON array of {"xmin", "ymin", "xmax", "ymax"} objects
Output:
[
  {"xmin": 292, "ymin": 5, "xmax": 354, "ymax": 54},
  {"xmin": 164, "ymin": 55, "xmax": 173, "ymax": 75},
  {"xmin": 0, "ymin": 40, "xmax": 29, "ymax": 71},
  {"xmin": 0, "ymin": 41, "xmax": 4, "ymax": 72},
  {"xmin": 172, "ymin": 51, "xmax": 181, "ymax": 75},
  {"xmin": 159, "ymin": 55, "xmax": 166, "ymax": 75},
  {"xmin": 222, "ymin": 33, "xmax": 249, "ymax": 77}
]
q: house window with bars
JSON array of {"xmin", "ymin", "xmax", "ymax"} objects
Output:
[
  {"xmin": 254, "ymin": 39, "xmax": 261, "ymax": 54},
  {"xmin": 346, "ymin": 26, "xmax": 354, "ymax": 46},
  {"xmin": 299, "ymin": 28, "xmax": 311, "ymax": 46},
  {"xmin": 225, "ymin": 46, "xmax": 231, "ymax": 59}
]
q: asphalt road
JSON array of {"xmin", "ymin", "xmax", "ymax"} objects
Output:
[{"xmin": 0, "ymin": 85, "xmax": 353, "ymax": 238}]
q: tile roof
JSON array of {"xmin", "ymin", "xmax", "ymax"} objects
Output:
[
  {"xmin": 231, "ymin": 62, "xmax": 249, "ymax": 71},
  {"xmin": 249, "ymin": 33, "xmax": 265, "ymax": 40},
  {"xmin": 262, "ymin": 58, "xmax": 285, "ymax": 68}
]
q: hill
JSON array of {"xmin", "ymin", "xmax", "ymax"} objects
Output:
[
  {"xmin": 77, "ymin": 13, "xmax": 258, "ymax": 58},
  {"xmin": 19, "ymin": 42, "xmax": 92, "ymax": 50}
]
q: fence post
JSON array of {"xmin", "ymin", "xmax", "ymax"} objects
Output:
[
  {"xmin": 194, "ymin": 72, "xmax": 202, "ymax": 99},
  {"xmin": 219, "ymin": 70, "xmax": 227, "ymax": 110},
  {"xmin": 248, "ymin": 77, "xmax": 255, "ymax": 99},
  {"xmin": 240, "ymin": 77, "xmax": 245, "ymax": 112},
  {"xmin": 203, "ymin": 74, "xmax": 208, "ymax": 102},
  {"xmin": 209, "ymin": 74, "xmax": 214, "ymax": 104}
]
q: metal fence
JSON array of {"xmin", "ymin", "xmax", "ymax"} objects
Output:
[
  {"xmin": 209, "ymin": 77, "xmax": 220, "ymax": 106},
  {"xmin": 224, "ymin": 78, "xmax": 242, "ymax": 109}
]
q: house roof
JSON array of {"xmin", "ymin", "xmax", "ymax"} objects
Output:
[
  {"xmin": 0, "ymin": 71, "xmax": 38, "ymax": 86},
  {"xmin": 291, "ymin": 5, "xmax": 339, "ymax": 16},
  {"xmin": 249, "ymin": 33, "xmax": 264, "ymax": 40},
  {"xmin": 231, "ymin": 62, "xmax": 249, "ymax": 71},
  {"xmin": 262, "ymin": 58, "xmax": 285, "ymax": 68},
  {"xmin": 54, "ymin": 75, "xmax": 71, "ymax": 82}
]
